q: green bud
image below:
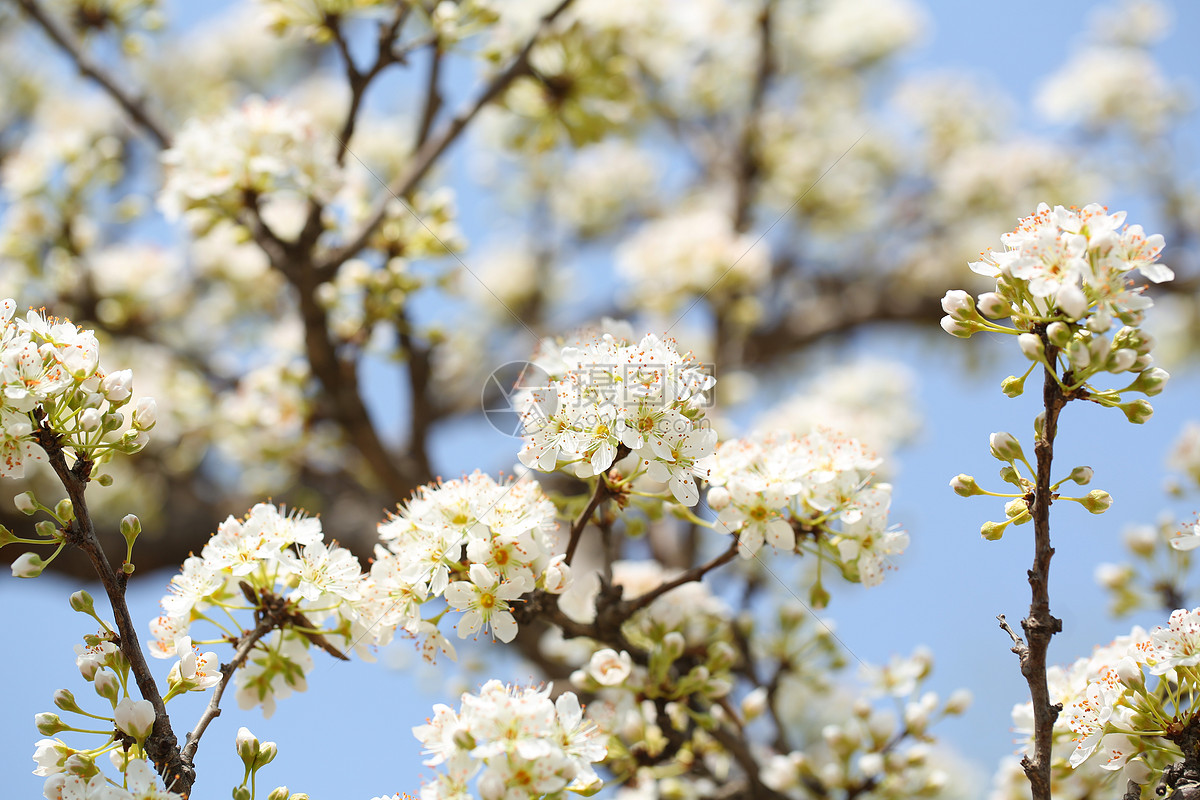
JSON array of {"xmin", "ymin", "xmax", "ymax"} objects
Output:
[
  {"xmin": 235, "ymin": 727, "xmax": 260, "ymax": 768},
  {"xmin": 120, "ymin": 515, "xmax": 141, "ymax": 544},
  {"xmin": 1004, "ymin": 498, "xmax": 1029, "ymax": 519},
  {"xmin": 1000, "ymin": 374, "xmax": 1026, "ymax": 398},
  {"xmin": 950, "ymin": 474, "xmax": 982, "ymax": 497},
  {"xmin": 980, "ymin": 520, "xmax": 1006, "ymax": 541},
  {"xmin": 54, "ymin": 689, "xmax": 83, "ymax": 714},
  {"xmin": 288, "ymin": 795, "xmax": 311, "ymax": 800},
  {"xmin": 122, "ymin": 563, "xmax": 135, "ymax": 575},
  {"xmin": 1129, "ymin": 367, "xmax": 1169, "ymax": 397},
  {"xmin": 232, "ymin": 788, "xmax": 251, "ymax": 800},
  {"xmin": 36, "ymin": 712, "xmax": 67, "ymax": 735},
  {"xmin": 1033, "ymin": 412, "xmax": 1045, "ymax": 438},
  {"xmin": 257, "ymin": 741, "xmax": 278, "ymax": 767},
  {"xmin": 1046, "ymin": 321, "xmax": 1072, "ymax": 348},
  {"xmin": 809, "ymin": 581, "xmax": 830, "ymax": 610},
  {"xmin": 14, "ymin": 491, "xmax": 37, "ymax": 515},
  {"xmin": 1119, "ymin": 399, "xmax": 1154, "ymax": 425},
  {"xmin": 708, "ymin": 641, "xmax": 737, "ymax": 672},
  {"xmin": 268, "ymin": 789, "xmax": 290, "ymax": 800},
  {"xmin": 70, "ymin": 591, "xmax": 96, "ymax": 614},
  {"xmin": 662, "ymin": 631, "xmax": 686, "ymax": 661},
  {"xmin": 1018, "ymin": 332, "xmax": 1044, "ymax": 361},
  {"xmin": 1069, "ymin": 466, "xmax": 1094, "ymax": 485},
  {"xmin": 989, "ymin": 432, "xmax": 1025, "ymax": 463},
  {"xmin": 1081, "ymin": 490, "xmax": 1113, "ymax": 514},
  {"xmin": 96, "ymin": 473, "xmax": 114, "ymax": 487},
  {"xmin": 34, "ymin": 520, "xmax": 59, "ymax": 540},
  {"xmin": 54, "ymin": 499, "xmax": 74, "ymax": 523}
]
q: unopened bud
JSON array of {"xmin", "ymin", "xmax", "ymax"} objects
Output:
[
  {"xmin": 980, "ymin": 520, "xmax": 1006, "ymax": 541},
  {"xmin": 94, "ymin": 672, "xmax": 119, "ymax": 704},
  {"xmin": 79, "ymin": 408, "xmax": 103, "ymax": 431},
  {"xmin": 268, "ymin": 789, "xmax": 290, "ymax": 800},
  {"xmin": 54, "ymin": 689, "xmax": 82, "ymax": 714},
  {"xmin": 36, "ymin": 713, "xmax": 67, "ymax": 735},
  {"xmin": 35, "ymin": 520, "xmax": 59, "ymax": 539},
  {"xmin": 1130, "ymin": 367, "xmax": 1169, "ymax": 397},
  {"xmin": 977, "ymin": 292, "xmax": 1009, "ymax": 319},
  {"xmin": 741, "ymin": 687, "xmax": 768, "ymax": 721},
  {"xmin": 940, "ymin": 290, "xmax": 976, "ymax": 320},
  {"xmin": 1000, "ymin": 374, "xmax": 1026, "ymax": 398},
  {"xmin": 12, "ymin": 552, "xmax": 46, "ymax": 578},
  {"xmin": 55, "ymin": 499, "xmax": 74, "ymax": 523},
  {"xmin": 235, "ymin": 727, "xmax": 260, "ymax": 767},
  {"xmin": 257, "ymin": 741, "xmax": 278, "ymax": 767},
  {"xmin": 233, "ymin": 788, "xmax": 251, "ymax": 800},
  {"xmin": 809, "ymin": 581, "xmax": 830, "ymax": 609},
  {"xmin": 1108, "ymin": 348, "xmax": 1137, "ymax": 373},
  {"xmin": 1046, "ymin": 321, "xmax": 1072, "ymax": 348},
  {"xmin": 1081, "ymin": 490, "xmax": 1113, "ymax": 514},
  {"xmin": 120, "ymin": 515, "xmax": 141, "ymax": 546},
  {"xmin": 1004, "ymin": 497, "xmax": 1029, "ymax": 520},
  {"xmin": 1018, "ymin": 333, "xmax": 1044, "ymax": 361},
  {"xmin": 1069, "ymin": 466, "xmax": 1094, "ymax": 485},
  {"xmin": 939, "ymin": 315, "xmax": 975, "ymax": 338},
  {"xmin": 706, "ymin": 486, "xmax": 731, "ymax": 511},
  {"xmin": 662, "ymin": 631, "xmax": 686, "ymax": 661},
  {"xmin": 989, "ymin": 432, "xmax": 1025, "ymax": 463},
  {"xmin": 132, "ymin": 397, "xmax": 157, "ymax": 430},
  {"xmin": 15, "ymin": 491, "xmax": 37, "ymax": 515},
  {"xmin": 950, "ymin": 474, "xmax": 982, "ymax": 497},
  {"xmin": 1119, "ymin": 399, "xmax": 1154, "ymax": 425},
  {"xmin": 944, "ymin": 689, "xmax": 972, "ymax": 714}
]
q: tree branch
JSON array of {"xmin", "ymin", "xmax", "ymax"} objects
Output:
[
  {"xmin": 33, "ymin": 426, "xmax": 192, "ymax": 793},
  {"xmin": 13, "ymin": 0, "xmax": 171, "ymax": 149},
  {"xmin": 622, "ymin": 539, "xmax": 739, "ymax": 616},
  {"xmin": 732, "ymin": 0, "xmax": 773, "ymax": 234},
  {"xmin": 565, "ymin": 477, "xmax": 610, "ymax": 565},
  {"xmin": 1013, "ymin": 331, "xmax": 1067, "ymax": 800},
  {"xmin": 318, "ymin": 0, "xmax": 577, "ymax": 275}
]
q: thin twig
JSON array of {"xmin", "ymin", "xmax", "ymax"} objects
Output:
[
  {"xmin": 565, "ymin": 477, "xmax": 609, "ymax": 565},
  {"xmin": 623, "ymin": 539, "xmax": 739, "ymax": 616},
  {"xmin": 13, "ymin": 0, "xmax": 171, "ymax": 149},
  {"xmin": 180, "ymin": 616, "xmax": 274, "ymax": 764},
  {"xmin": 732, "ymin": 0, "xmax": 773, "ymax": 234},
  {"xmin": 33, "ymin": 426, "xmax": 192, "ymax": 793},
  {"xmin": 319, "ymin": 0, "xmax": 577, "ymax": 275},
  {"xmin": 1011, "ymin": 332, "xmax": 1067, "ymax": 800}
]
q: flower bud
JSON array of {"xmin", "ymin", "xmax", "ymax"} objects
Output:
[
  {"xmin": 55, "ymin": 499, "xmax": 74, "ymax": 523},
  {"xmin": 100, "ymin": 369, "xmax": 133, "ymax": 402},
  {"xmin": 1004, "ymin": 498, "xmax": 1029, "ymax": 522},
  {"xmin": 977, "ymin": 292, "xmax": 1009, "ymax": 319},
  {"xmin": 132, "ymin": 397, "xmax": 157, "ymax": 430},
  {"xmin": 944, "ymin": 688, "xmax": 972, "ymax": 714},
  {"xmin": 989, "ymin": 432, "xmax": 1024, "ymax": 463},
  {"xmin": 70, "ymin": 591, "xmax": 95, "ymax": 615},
  {"xmin": 233, "ymin": 788, "xmax": 251, "ymax": 800},
  {"xmin": 809, "ymin": 581, "xmax": 830, "ymax": 609},
  {"xmin": 35, "ymin": 520, "xmax": 59, "ymax": 539},
  {"xmin": 940, "ymin": 290, "xmax": 976, "ymax": 319},
  {"xmin": 258, "ymin": 741, "xmax": 278, "ymax": 767},
  {"xmin": 268, "ymin": 789, "xmax": 290, "ymax": 800},
  {"xmin": 1119, "ymin": 399, "xmax": 1154, "ymax": 424},
  {"xmin": 36, "ymin": 713, "xmax": 67, "ymax": 735},
  {"xmin": 79, "ymin": 408, "xmax": 103, "ymax": 432},
  {"xmin": 1000, "ymin": 374, "xmax": 1026, "ymax": 398},
  {"xmin": 1069, "ymin": 466, "xmax": 1093, "ymax": 485},
  {"xmin": 54, "ymin": 690, "xmax": 82, "ymax": 715},
  {"xmin": 1129, "ymin": 367, "xmax": 1169, "ymax": 397},
  {"xmin": 15, "ymin": 491, "xmax": 37, "ymax": 515},
  {"xmin": 950, "ymin": 474, "xmax": 981, "ymax": 497},
  {"xmin": 939, "ymin": 315, "xmax": 974, "ymax": 338},
  {"xmin": 1080, "ymin": 490, "xmax": 1112, "ymax": 514},
  {"xmin": 706, "ymin": 486, "xmax": 731, "ymax": 511},
  {"xmin": 12, "ymin": 552, "xmax": 46, "ymax": 578},
  {"xmin": 114, "ymin": 698, "xmax": 155, "ymax": 741},
  {"xmin": 741, "ymin": 687, "xmax": 768, "ymax": 721},
  {"xmin": 120, "ymin": 515, "xmax": 141, "ymax": 547},
  {"xmin": 1018, "ymin": 333, "xmax": 1044, "ymax": 361},
  {"xmin": 998, "ymin": 464, "xmax": 1022, "ymax": 487},
  {"xmin": 1055, "ymin": 283, "xmax": 1088, "ymax": 320},
  {"xmin": 94, "ymin": 672, "xmax": 119, "ymax": 704},
  {"xmin": 1046, "ymin": 321, "xmax": 1072, "ymax": 348},
  {"xmin": 1108, "ymin": 348, "xmax": 1137, "ymax": 373},
  {"xmin": 980, "ymin": 520, "xmax": 1006, "ymax": 541}
]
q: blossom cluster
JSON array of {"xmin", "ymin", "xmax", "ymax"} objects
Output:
[
  {"xmin": 941, "ymin": 204, "xmax": 1171, "ymax": 422},
  {"xmin": 997, "ymin": 608, "xmax": 1200, "ymax": 795},
  {"xmin": 159, "ymin": 96, "xmax": 341, "ymax": 232},
  {"xmin": 0, "ymin": 299, "xmax": 154, "ymax": 480},
  {"xmin": 518, "ymin": 327, "xmax": 716, "ymax": 506},
  {"xmin": 148, "ymin": 502, "xmax": 361, "ymax": 716},
  {"xmin": 413, "ymin": 680, "xmax": 606, "ymax": 800},
  {"xmin": 368, "ymin": 471, "xmax": 567, "ymax": 648},
  {"xmin": 706, "ymin": 429, "xmax": 908, "ymax": 587}
]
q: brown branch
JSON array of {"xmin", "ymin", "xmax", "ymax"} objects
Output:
[
  {"xmin": 1012, "ymin": 332, "xmax": 1067, "ymax": 800},
  {"xmin": 414, "ymin": 41, "xmax": 443, "ymax": 150},
  {"xmin": 318, "ymin": 0, "xmax": 577, "ymax": 275},
  {"xmin": 180, "ymin": 615, "xmax": 274, "ymax": 764},
  {"xmin": 623, "ymin": 539, "xmax": 739, "ymax": 616},
  {"xmin": 32, "ymin": 426, "xmax": 192, "ymax": 794},
  {"xmin": 565, "ymin": 477, "xmax": 610, "ymax": 565},
  {"xmin": 13, "ymin": 0, "xmax": 171, "ymax": 149},
  {"xmin": 732, "ymin": 0, "xmax": 773, "ymax": 234},
  {"xmin": 330, "ymin": 4, "xmax": 412, "ymax": 165}
]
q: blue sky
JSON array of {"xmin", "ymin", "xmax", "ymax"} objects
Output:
[{"xmin": 4, "ymin": 1, "xmax": 1200, "ymax": 798}]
